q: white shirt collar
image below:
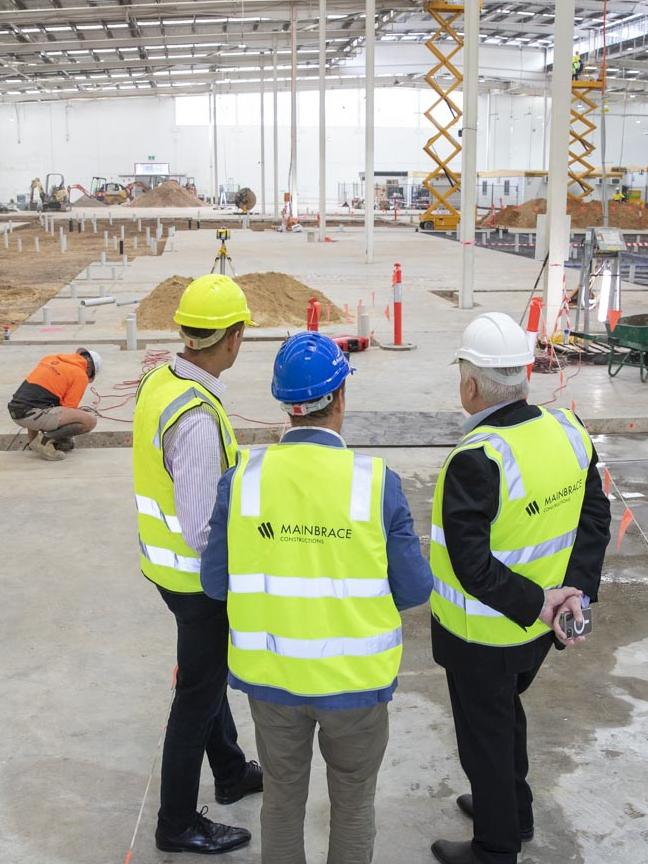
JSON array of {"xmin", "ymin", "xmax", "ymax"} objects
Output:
[{"xmin": 172, "ymin": 354, "xmax": 226, "ymax": 400}]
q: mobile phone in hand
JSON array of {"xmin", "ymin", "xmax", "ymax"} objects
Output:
[{"xmin": 559, "ymin": 607, "xmax": 593, "ymax": 639}]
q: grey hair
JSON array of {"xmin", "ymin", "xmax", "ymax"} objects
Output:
[{"xmin": 459, "ymin": 360, "xmax": 529, "ymax": 405}]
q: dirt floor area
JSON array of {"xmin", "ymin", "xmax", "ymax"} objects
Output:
[
  {"xmin": 136, "ymin": 271, "xmax": 345, "ymax": 330},
  {"xmin": 125, "ymin": 180, "xmax": 203, "ymax": 208},
  {"xmin": 0, "ymin": 218, "xmax": 168, "ymax": 330},
  {"xmin": 483, "ymin": 197, "xmax": 648, "ymax": 229}
]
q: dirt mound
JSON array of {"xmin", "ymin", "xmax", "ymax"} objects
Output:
[
  {"xmin": 137, "ymin": 272, "xmax": 344, "ymax": 330},
  {"xmin": 72, "ymin": 194, "xmax": 106, "ymax": 208},
  {"xmin": 485, "ymin": 197, "xmax": 648, "ymax": 230},
  {"xmin": 126, "ymin": 180, "xmax": 203, "ymax": 208},
  {"xmin": 0, "ymin": 282, "xmax": 50, "ymax": 325}
]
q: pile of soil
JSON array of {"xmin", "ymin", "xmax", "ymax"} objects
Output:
[
  {"xmin": 484, "ymin": 197, "xmax": 648, "ymax": 230},
  {"xmin": 72, "ymin": 194, "xmax": 106, "ymax": 208},
  {"xmin": 126, "ymin": 180, "xmax": 203, "ymax": 208},
  {"xmin": 137, "ymin": 272, "xmax": 344, "ymax": 330},
  {"xmin": 0, "ymin": 282, "xmax": 50, "ymax": 325}
]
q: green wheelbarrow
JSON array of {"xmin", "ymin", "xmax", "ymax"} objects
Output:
[{"xmin": 606, "ymin": 314, "xmax": 648, "ymax": 382}]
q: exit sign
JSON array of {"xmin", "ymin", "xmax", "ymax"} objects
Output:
[{"xmin": 147, "ymin": 155, "xmax": 155, "ymax": 160}]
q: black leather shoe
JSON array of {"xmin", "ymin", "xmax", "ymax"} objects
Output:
[
  {"xmin": 431, "ymin": 840, "xmax": 476, "ymax": 864},
  {"xmin": 156, "ymin": 807, "xmax": 251, "ymax": 855},
  {"xmin": 456, "ymin": 794, "xmax": 534, "ymax": 842},
  {"xmin": 215, "ymin": 760, "xmax": 263, "ymax": 805}
]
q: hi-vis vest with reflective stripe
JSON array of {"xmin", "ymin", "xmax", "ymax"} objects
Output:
[
  {"xmin": 430, "ymin": 407, "xmax": 592, "ymax": 647},
  {"xmin": 133, "ymin": 363, "xmax": 238, "ymax": 593},
  {"xmin": 226, "ymin": 443, "xmax": 402, "ymax": 697}
]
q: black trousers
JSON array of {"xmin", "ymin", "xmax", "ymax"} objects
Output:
[
  {"xmin": 157, "ymin": 587, "xmax": 247, "ymax": 833},
  {"xmin": 444, "ymin": 634, "xmax": 553, "ymax": 864}
]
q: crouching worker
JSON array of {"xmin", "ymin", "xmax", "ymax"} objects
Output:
[
  {"xmin": 201, "ymin": 331, "xmax": 434, "ymax": 864},
  {"xmin": 7, "ymin": 348, "xmax": 101, "ymax": 460}
]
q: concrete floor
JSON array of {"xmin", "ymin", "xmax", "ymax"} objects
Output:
[
  {"xmin": 1, "ymin": 225, "xmax": 647, "ymax": 864},
  {"xmin": 0, "ymin": 437, "xmax": 646, "ymax": 864}
]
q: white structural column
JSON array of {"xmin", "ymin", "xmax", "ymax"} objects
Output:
[
  {"xmin": 273, "ymin": 46, "xmax": 279, "ymax": 220},
  {"xmin": 318, "ymin": 0, "xmax": 326, "ymax": 242},
  {"xmin": 543, "ymin": 0, "xmax": 575, "ymax": 333},
  {"xmin": 211, "ymin": 84, "xmax": 218, "ymax": 205},
  {"xmin": 459, "ymin": 0, "xmax": 479, "ymax": 310},
  {"xmin": 290, "ymin": 4, "xmax": 299, "ymax": 219},
  {"xmin": 364, "ymin": 0, "xmax": 375, "ymax": 264},
  {"xmin": 260, "ymin": 54, "xmax": 266, "ymax": 216}
]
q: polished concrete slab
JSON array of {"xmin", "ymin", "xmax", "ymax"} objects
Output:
[
  {"xmin": 3, "ymin": 228, "xmax": 648, "ymax": 443},
  {"xmin": 0, "ymin": 439, "xmax": 646, "ymax": 864}
]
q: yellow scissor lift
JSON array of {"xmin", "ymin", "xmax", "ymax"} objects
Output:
[
  {"xmin": 569, "ymin": 79, "xmax": 604, "ymax": 200},
  {"xmin": 420, "ymin": 1, "xmax": 464, "ymax": 232}
]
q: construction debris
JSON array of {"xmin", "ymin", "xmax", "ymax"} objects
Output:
[
  {"xmin": 137, "ymin": 272, "xmax": 344, "ymax": 330},
  {"xmin": 484, "ymin": 198, "xmax": 648, "ymax": 230},
  {"xmin": 125, "ymin": 180, "xmax": 203, "ymax": 208}
]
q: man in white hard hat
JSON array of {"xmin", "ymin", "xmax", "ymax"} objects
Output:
[
  {"xmin": 429, "ymin": 312, "xmax": 610, "ymax": 864},
  {"xmin": 7, "ymin": 348, "xmax": 101, "ymax": 460}
]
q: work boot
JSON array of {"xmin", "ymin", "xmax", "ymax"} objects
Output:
[
  {"xmin": 53, "ymin": 437, "xmax": 75, "ymax": 452},
  {"xmin": 215, "ymin": 760, "xmax": 263, "ymax": 805},
  {"xmin": 457, "ymin": 794, "xmax": 534, "ymax": 842},
  {"xmin": 431, "ymin": 840, "xmax": 477, "ymax": 864},
  {"xmin": 29, "ymin": 432, "xmax": 65, "ymax": 461}
]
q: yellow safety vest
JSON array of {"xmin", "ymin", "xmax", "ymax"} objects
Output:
[
  {"xmin": 133, "ymin": 363, "xmax": 238, "ymax": 593},
  {"xmin": 430, "ymin": 408, "xmax": 592, "ymax": 647},
  {"xmin": 226, "ymin": 443, "xmax": 402, "ymax": 697}
]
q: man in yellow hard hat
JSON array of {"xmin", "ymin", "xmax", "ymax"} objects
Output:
[{"xmin": 133, "ymin": 274, "xmax": 262, "ymax": 855}]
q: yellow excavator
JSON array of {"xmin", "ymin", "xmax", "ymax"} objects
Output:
[{"xmin": 29, "ymin": 174, "xmax": 71, "ymax": 211}]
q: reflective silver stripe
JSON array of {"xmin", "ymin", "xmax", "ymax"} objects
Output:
[
  {"xmin": 431, "ymin": 524, "xmax": 446, "ymax": 546},
  {"xmin": 240, "ymin": 448, "xmax": 267, "ymax": 517},
  {"xmin": 153, "ymin": 387, "xmax": 207, "ymax": 448},
  {"xmin": 230, "ymin": 627, "xmax": 402, "ymax": 658},
  {"xmin": 461, "ymin": 433, "xmax": 525, "ymax": 500},
  {"xmin": 433, "ymin": 522, "xmax": 576, "ymax": 567},
  {"xmin": 229, "ymin": 573, "xmax": 391, "ymax": 599},
  {"xmin": 135, "ymin": 494, "xmax": 182, "ymax": 534},
  {"xmin": 139, "ymin": 541, "xmax": 200, "ymax": 573},
  {"xmin": 432, "ymin": 576, "xmax": 503, "ymax": 618},
  {"xmin": 549, "ymin": 410, "xmax": 590, "ymax": 469},
  {"xmin": 493, "ymin": 528, "xmax": 577, "ymax": 566},
  {"xmin": 350, "ymin": 453, "xmax": 373, "ymax": 522}
]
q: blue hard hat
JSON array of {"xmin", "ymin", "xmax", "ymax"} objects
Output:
[{"xmin": 271, "ymin": 332, "xmax": 352, "ymax": 404}]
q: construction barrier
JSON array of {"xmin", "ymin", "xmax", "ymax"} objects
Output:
[
  {"xmin": 526, "ymin": 296, "xmax": 543, "ymax": 381},
  {"xmin": 393, "ymin": 263, "xmax": 403, "ymax": 347}
]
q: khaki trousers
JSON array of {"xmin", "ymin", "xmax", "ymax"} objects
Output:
[{"xmin": 249, "ymin": 698, "xmax": 389, "ymax": 864}]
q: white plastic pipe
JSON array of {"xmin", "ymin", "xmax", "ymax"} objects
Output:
[
  {"xmin": 17, "ymin": 237, "xmax": 22, "ymax": 253},
  {"xmin": 43, "ymin": 306, "xmax": 52, "ymax": 324},
  {"xmin": 34, "ymin": 237, "xmax": 40, "ymax": 254},
  {"xmin": 126, "ymin": 314, "xmax": 138, "ymax": 351},
  {"xmin": 81, "ymin": 296, "xmax": 115, "ymax": 307},
  {"xmin": 597, "ymin": 268, "xmax": 612, "ymax": 324}
]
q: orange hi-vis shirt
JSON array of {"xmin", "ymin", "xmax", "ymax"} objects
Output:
[{"xmin": 25, "ymin": 353, "xmax": 90, "ymax": 408}]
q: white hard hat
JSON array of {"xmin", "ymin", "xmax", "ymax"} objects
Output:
[
  {"xmin": 88, "ymin": 350, "xmax": 102, "ymax": 377},
  {"xmin": 454, "ymin": 312, "xmax": 534, "ymax": 373}
]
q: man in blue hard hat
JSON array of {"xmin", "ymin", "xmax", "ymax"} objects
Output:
[{"xmin": 201, "ymin": 332, "xmax": 434, "ymax": 864}]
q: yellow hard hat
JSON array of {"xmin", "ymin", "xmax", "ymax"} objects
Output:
[{"xmin": 173, "ymin": 274, "xmax": 255, "ymax": 330}]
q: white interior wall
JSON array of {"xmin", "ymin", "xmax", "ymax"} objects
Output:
[{"xmin": 2, "ymin": 88, "xmax": 648, "ymax": 207}]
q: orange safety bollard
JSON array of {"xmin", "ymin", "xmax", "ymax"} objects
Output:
[
  {"xmin": 392, "ymin": 262, "xmax": 403, "ymax": 346},
  {"xmin": 526, "ymin": 296, "xmax": 543, "ymax": 381},
  {"xmin": 306, "ymin": 297, "xmax": 321, "ymax": 331}
]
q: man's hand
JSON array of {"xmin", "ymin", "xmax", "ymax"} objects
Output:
[
  {"xmin": 552, "ymin": 594, "xmax": 588, "ymax": 648},
  {"xmin": 539, "ymin": 586, "xmax": 582, "ymax": 632}
]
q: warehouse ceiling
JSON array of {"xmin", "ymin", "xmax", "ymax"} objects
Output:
[{"xmin": 0, "ymin": 0, "xmax": 648, "ymax": 102}]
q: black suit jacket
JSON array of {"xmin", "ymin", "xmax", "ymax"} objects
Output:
[{"xmin": 432, "ymin": 400, "xmax": 611, "ymax": 672}]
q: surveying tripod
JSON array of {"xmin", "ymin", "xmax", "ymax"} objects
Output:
[{"xmin": 210, "ymin": 228, "xmax": 236, "ymax": 276}]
